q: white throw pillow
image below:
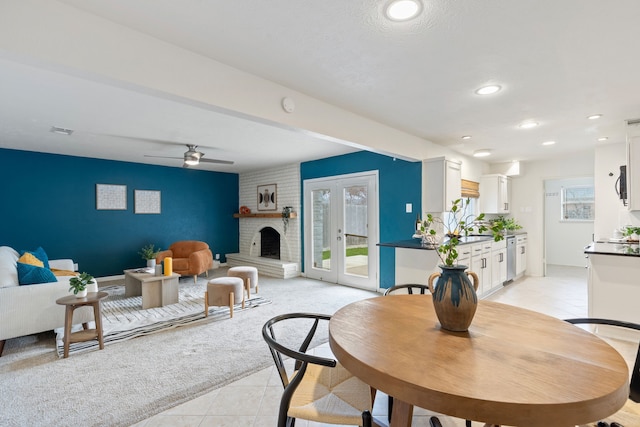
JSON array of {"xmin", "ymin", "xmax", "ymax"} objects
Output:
[{"xmin": 0, "ymin": 246, "xmax": 19, "ymax": 288}]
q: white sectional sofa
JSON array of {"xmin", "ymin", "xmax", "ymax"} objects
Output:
[{"xmin": 0, "ymin": 246, "xmax": 94, "ymax": 356}]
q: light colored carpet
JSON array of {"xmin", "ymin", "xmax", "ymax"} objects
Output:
[
  {"xmin": 0, "ymin": 269, "xmax": 378, "ymax": 427},
  {"xmin": 54, "ymin": 281, "xmax": 271, "ymax": 357}
]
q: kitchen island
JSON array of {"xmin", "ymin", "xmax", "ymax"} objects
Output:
[
  {"xmin": 378, "ymin": 235, "xmax": 504, "ymax": 296},
  {"xmin": 585, "ymin": 241, "xmax": 640, "ymax": 325}
]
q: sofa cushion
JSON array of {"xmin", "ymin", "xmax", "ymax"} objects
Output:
[
  {"xmin": 17, "ymin": 262, "xmax": 58, "ymax": 285},
  {"xmin": 20, "ymin": 247, "xmax": 50, "ymax": 269},
  {"xmin": 0, "ymin": 246, "xmax": 19, "ymax": 288},
  {"xmin": 18, "ymin": 252, "xmax": 45, "ymax": 267}
]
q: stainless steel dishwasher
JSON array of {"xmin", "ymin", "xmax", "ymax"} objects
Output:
[{"xmin": 506, "ymin": 235, "xmax": 516, "ymax": 282}]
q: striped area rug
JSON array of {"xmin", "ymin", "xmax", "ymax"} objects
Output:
[{"xmin": 55, "ymin": 280, "xmax": 271, "ymax": 357}]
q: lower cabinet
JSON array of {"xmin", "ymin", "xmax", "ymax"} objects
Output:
[
  {"xmin": 470, "ymin": 243, "xmax": 492, "ymax": 296},
  {"xmin": 491, "ymin": 240, "xmax": 507, "ymax": 290},
  {"xmin": 516, "ymin": 234, "xmax": 528, "ymax": 277}
]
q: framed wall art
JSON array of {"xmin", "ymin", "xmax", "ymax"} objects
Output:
[
  {"xmin": 257, "ymin": 184, "xmax": 277, "ymax": 211},
  {"xmin": 134, "ymin": 190, "xmax": 161, "ymax": 214},
  {"xmin": 96, "ymin": 184, "xmax": 127, "ymax": 210}
]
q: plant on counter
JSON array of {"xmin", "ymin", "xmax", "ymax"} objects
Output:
[
  {"xmin": 419, "ymin": 198, "xmax": 504, "ymax": 266},
  {"xmin": 138, "ymin": 244, "xmax": 161, "ymax": 260},
  {"xmin": 491, "ymin": 216, "xmax": 523, "ymax": 235},
  {"xmin": 69, "ymin": 272, "xmax": 94, "ymax": 295},
  {"xmin": 623, "ymin": 226, "xmax": 640, "ymax": 241}
]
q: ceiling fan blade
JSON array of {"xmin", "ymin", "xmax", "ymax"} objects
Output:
[
  {"xmin": 144, "ymin": 155, "xmax": 184, "ymax": 160},
  {"xmin": 199, "ymin": 158, "xmax": 234, "ymax": 165}
]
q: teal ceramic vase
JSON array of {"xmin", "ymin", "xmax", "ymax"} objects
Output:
[{"xmin": 427, "ymin": 265, "xmax": 479, "ymax": 332}]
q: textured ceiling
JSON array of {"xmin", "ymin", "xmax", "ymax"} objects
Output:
[{"xmin": 3, "ymin": 0, "xmax": 640, "ymax": 170}]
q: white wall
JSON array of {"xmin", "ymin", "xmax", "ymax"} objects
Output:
[
  {"xmin": 544, "ymin": 177, "xmax": 594, "ymax": 267},
  {"xmin": 510, "ymin": 149, "xmax": 595, "ymax": 276}
]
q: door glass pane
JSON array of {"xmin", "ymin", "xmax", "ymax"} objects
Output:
[
  {"xmin": 312, "ymin": 189, "xmax": 331, "ymax": 270},
  {"xmin": 343, "ymin": 185, "xmax": 368, "ymax": 277}
]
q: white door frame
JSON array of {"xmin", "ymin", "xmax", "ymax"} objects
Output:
[{"xmin": 303, "ymin": 171, "xmax": 379, "ymax": 291}]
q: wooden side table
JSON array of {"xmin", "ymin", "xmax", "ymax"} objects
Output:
[{"xmin": 56, "ymin": 291, "xmax": 109, "ymax": 358}]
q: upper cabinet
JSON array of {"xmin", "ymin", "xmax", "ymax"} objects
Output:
[
  {"xmin": 479, "ymin": 174, "xmax": 511, "ymax": 214},
  {"xmin": 627, "ymin": 136, "xmax": 640, "ymax": 211},
  {"xmin": 422, "ymin": 157, "xmax": 461, "ymax": 213}
]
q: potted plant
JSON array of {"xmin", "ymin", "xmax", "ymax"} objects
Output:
[
  {"xmin": 69, "ymin": 272, "xmax": 94, "ymax": 298},
  {"xmin": 417, "ymin": 198, "xmax": 504, "ymax": 331},
  {"xmin": 139, "ymin": 244, "xmax": 161, "ymax": 268}
]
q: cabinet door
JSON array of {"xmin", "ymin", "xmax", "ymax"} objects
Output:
[
  {"xmin": 479, "ymin": 175, "xmax": 510, "ymax": 214},
  {"xmin": 422, "ymin": 157, "xmax": 461, "ymax": 213},
  {"xmin": 516, "ymin": 243, "xmax": 527, "ymax": 275},
  {"xmin": 470, "ymin": 255, "xmax": 484, "ymax": 296},
  {"xmin": 491, "ymin": 248, "xmax": 506, "ymax": 289}
]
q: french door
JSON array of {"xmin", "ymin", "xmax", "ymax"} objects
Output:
[{"xmin": 303, "ymin": 171, "xmax": 379, "ymax": 290}]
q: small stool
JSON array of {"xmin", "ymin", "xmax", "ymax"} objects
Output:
[
  {"xmin": 205, "ymin": 277, "xmax": 245, "ymax": 318},
  {"xmin": 55, "ymin": 291, "xmax": 109, "ymax": 358},
  {"xmin": 228, "ymin": 266, "xmax": 259, "ymax": 298}
]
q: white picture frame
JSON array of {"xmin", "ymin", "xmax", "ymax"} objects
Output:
[
  {"xmin": 96, "ymin": 184, "xmax": 127, "ymax": 210},
  {"xmin": 135, "ymin": 190, "xmax": 161, "ymax": 214}
]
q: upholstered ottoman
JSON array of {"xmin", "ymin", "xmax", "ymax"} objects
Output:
[
  {"xmin": 204, "ymin": 277, "xmax": 245, "ymax": 318},
  {"xmin": 228, "ymin": 266, "xmax": 259, "ymax": 298}
]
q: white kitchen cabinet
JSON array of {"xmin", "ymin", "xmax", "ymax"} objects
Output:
[
  {"xmin": 516, "ymin": 234, "xmax": 527, "ymax": 277},
  {"xmin": 491, "ymin": 239, "xmax": 507, "ymax": 290},
  {"xmin": 479, "ymin": 174, "xmax": 510, "ymax": 214},
  {"xmin": 626, "ymin": 136, "xmax": 640, "ymax": 211},
  {"xmin": 470, "ymin": 242, "xmax": 491, "ymax": 296},
  {"xmin": 422, "ymin": 157, "xmax": 461, "ymax": 213}
]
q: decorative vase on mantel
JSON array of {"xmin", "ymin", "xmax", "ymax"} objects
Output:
[{"xmin": 427, "ymin": 265, "xmax": 479, "ymax": 332}]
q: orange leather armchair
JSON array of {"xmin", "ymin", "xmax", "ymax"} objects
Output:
[{"xmin": 156, "ymin": 240, "xmax": 213, "ymax": 283}]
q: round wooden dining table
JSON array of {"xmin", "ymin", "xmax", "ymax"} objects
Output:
[{"xmin": 329, "ymin": 295, "xmax": 629, "ymax": 427}]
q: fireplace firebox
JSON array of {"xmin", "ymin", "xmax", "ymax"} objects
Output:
[{"xmin": 260, "ymin": 227, "xmax": 280, "ymax": 260}]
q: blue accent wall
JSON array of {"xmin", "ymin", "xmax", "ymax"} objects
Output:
[
  {"xmin": 300, "ymin": 151, "xmax": 421, "ymax": 289},
  {"xmin": 0, "ymin": 148, "xmax": 238, "ymax": 277}
]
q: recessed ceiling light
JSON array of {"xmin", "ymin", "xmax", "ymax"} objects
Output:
[
  {"xmin": 518, "ymin": 121, "xmax": 539, "ymax": 129},
  {"xmin": 587, "ymin": 114, "xmax": 603, "ymax": 120},
  {"xmin": 475, "ymin": 85, "xmax": 502, "ymax": 95},
  {"xmin": 542, "ymin": 141, "xmax": 556, "ymax": 146},
  {"xmin": 473, "ymin": 149, "xmax": 491, "ymax": 157},
  {"xmin": 598, "ymin": 137, "xmax": 609, "ymax": 142},
  {"xmin": 461, "ymin": 135, "xmax": 472, "ymax": 140},
  {"xmin": 385, "ymin": 0, "xmax": 422, "ymax": 21},
  {"xmin": 50, "ymin": 126, "xmax": 74, "ymax": 135}
]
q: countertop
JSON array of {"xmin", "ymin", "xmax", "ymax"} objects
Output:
[
  {"xmin": 378, "ymin": 235, "xmax": 496, "ymax": 250},
  {"xmin": 584, "ymin": 241, "xmax": 640, "ymax": 257}
]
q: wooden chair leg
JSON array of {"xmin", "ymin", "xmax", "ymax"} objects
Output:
[
  {"xmin": 229, "ymin": 291, "xmax": 234, "ymax": 318},
  {"xmin": 204, "ymin": 291, "xmax": 209, "ymax": 317},
  {"xmin": 0, "ymin": 339, "xmax": 5, "ymax": 357},
  {"xmin": 193, "ymin": 275, "xmax": 197, "ymax": 284}
]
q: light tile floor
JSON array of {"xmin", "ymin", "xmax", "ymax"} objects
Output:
[{"xmin": 130, "ymin": 265, "xmax": 633, "ymax": 427}]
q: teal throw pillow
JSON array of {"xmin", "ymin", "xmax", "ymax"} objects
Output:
[
  {"xmin": 17, "ymin": 261, "xmax": 58, "ymax": 285},
  {"xmin": 19, "ymin": 247, "xmax": 50, "ymax": 269}
]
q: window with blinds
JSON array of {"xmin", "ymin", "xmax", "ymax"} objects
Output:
[{"xmin": 461, "ymin": 179, "xmax": 480, "ymax": 198}]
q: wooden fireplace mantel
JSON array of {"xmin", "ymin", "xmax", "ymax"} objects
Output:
[{"xmin": 233, "ymin": 212, "xmax": 298, "ymax": 219}]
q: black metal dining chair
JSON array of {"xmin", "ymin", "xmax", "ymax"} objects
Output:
[
  {"xmin": 565, "ymin": 318, "xmax": 640, "ymax": 427},
  {"xmin": 262, "ymin": 312, "xmax": 373, "ymax": 427}
]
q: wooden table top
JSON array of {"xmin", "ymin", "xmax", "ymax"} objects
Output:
[
  {"xmin": 329, "ymin": 295, "xmax": 629, "ymax": 427},
  {"xmin": 56, "ymin": 291, "xmax": 109, "ymax": 306}
]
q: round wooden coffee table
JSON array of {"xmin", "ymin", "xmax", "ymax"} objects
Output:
[{"xmin": 56, "ymin": 291, "xmax": 108, "ymax": 358}]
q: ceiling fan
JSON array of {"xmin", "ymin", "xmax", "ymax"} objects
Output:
[{"xmin": 145, "ymin": 144, "xmax": 234, "ymax": 167}]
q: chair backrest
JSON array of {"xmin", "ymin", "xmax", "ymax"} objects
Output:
[
  {"xmin": 262, "ymin": 313, "xmax": 336, "ymax": 389},
  {"xmin": 169, "ymin": 240, "xmax": 209, "ymax": 258},
  {"xmin": 565, "ymin": 317, "xmax": 640, "ymax": 403},
  {"xmin": 384, "ymin": 283, "xmax": 431, "ymax": 296}
]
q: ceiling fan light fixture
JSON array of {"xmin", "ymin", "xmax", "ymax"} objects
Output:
[
  {"xmin": 385, "ymin": 0, "xmax": 422, "ymax": 21},
  {"xmin": 473, "ymin": 149, "xmax": 491, "ymax": 158},
  {"xmin": 184, "ymin": 158, "xmax": 199, "ymax": 166}
]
